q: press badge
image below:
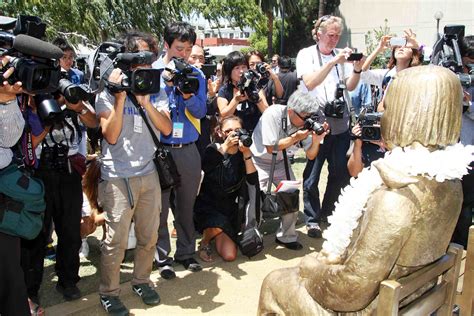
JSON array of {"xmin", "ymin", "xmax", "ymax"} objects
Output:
[
  {"xmin": 172, "ymin": 122, "xmax": 184, "ymax": 138},
  {"xmin": 134, "ymin": 115, "xmax": 143, "ymax": 133}
]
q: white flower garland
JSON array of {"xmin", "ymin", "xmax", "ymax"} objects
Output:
[{"xmin": 321, "ymin": 143, "xmax": 474, "ymax": 258}]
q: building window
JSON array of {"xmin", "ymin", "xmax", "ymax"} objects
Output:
[
  {"xmin": 229, "ymin": 33, "xmax": 234, "ymax": 39},
  {"xmin": 205, "ymin": 33, "xmax": 210, "ymax": 38},
  {"xmin": 244, "ymin": 32, "xmax": 250, "ymax": 38}
]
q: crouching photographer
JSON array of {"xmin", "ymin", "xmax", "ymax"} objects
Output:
[
  {"xmin": 347, "ymin": 107, "xmax": 386, "ymax": 177},
  {"xmin": 250, "ymin": 90, "xmax": 329, "ymax": 250},
  {"xmin": 95, "ymin": 31, "xmax": 172, "ymax": 315}
]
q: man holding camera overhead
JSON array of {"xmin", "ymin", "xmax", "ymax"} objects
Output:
[
  {"xmin": 95, "ymin": 32, "xmax": 172, "ymax": 315},
  {"xmin": 152, "ymin": 21, "xmax": 207, "ymax": 279},
  {"xmin": 296, "ymin": 15, "xmax": 362, "ymax": 238}
]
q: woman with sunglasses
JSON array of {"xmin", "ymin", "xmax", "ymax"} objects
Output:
[{"xmin": 193, "ymin": 116, "xmax": 259, "ymax": 263}]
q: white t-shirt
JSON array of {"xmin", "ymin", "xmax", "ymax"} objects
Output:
[
  {"xmin": 0, "ymin": 99, "xmax": 24, "ymax": 169},
  {"xmin": 296, "ymin": 45, "xmax": 353, "ymax": 134},
  {"xmin": 250, "ymin": 104, "xmax": 312, "ymax": 161}
]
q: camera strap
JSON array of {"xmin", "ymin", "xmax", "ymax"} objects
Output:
[
  {"xmin": 266, "ymin": 108, "xmax": 291, "ymax": 194},
  {"xmin": 316, "ymin": 46, "xmax": 356, "ymax": 127},
  {"xmin": 18, "ymin": 94, "xmax": 36, "ymax": 168}
]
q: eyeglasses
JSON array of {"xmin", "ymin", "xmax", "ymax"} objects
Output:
[{"xmin": 294, "ymin": 111, "xmax": 310, "ymax": 121}]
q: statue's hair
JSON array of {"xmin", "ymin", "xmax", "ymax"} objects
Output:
[{"xmin": 382, "ymin": 65, "xmax": 462, "ymax": 150}]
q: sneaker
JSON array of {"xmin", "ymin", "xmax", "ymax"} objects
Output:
[
  {"xmin": 132, "ymin": 284, "xmax": 161, "ymax": 306},
  {"xmin": 56, "ymin": 284, "xmax": 81, "ymax": 301},
  {"xmin": 175, "ymin": 257, "xmax": 202, "ymax": 272},
  {"xmin": 45, "ymin": 243, "xmax": 56, "ymax": 260},
  {"xmin": 158, "ymin": 265, "xmax": 176, "ymax": 280},
  {"xmin": 275, "ymin": 238, "xmax": 303, "ymax": 250},
  {"xmin": 79, "ymin": 238, "xmax": 90, "ymax": 258},
  {"xmin": 100, "ymin": 295, "xmax": 129, "ymax": 316},
  {"xmin": 307, "ymin": 224, "xmax": 322, "ymax": 238}
]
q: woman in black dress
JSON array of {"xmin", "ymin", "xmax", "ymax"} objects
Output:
[{"xmin": 194, "ymin": 116, "xmax": 260, "ymax": 262}]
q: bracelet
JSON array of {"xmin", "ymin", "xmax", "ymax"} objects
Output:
[
  {"xmin": 353, "ymin": 69, "xmax": 362, "ymax": 74},
  {"xmin": 244, "ymin": 155, "xmax": 252, "ymax": 161}
]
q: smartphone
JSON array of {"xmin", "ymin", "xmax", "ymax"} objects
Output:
[
  {"xmin": 347, "ymin": 53, "xmax": 363, "ymax": 61},
  {"xmin": 389, "ymin": 37, "xmax": 407, "ymax": 47}
]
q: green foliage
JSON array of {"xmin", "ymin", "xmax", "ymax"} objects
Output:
[
  {"xmin": 0, "ymin": 0, "xmax": 264, "ymax": 47},
  {"xmin": 364, "ymin": 19, "xmax": 396, "ymax": 69}
]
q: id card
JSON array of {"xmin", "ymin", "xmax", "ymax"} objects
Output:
[
  {"xmin": 134, "ymin": 115, "xmax": 143, "ymax": 133},
  {"xmin": 172, "ymin": 122, "xmax": 184, "ymax": 138}
]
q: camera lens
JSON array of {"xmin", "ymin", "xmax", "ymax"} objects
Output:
[{"xmin": 134, "ymin": 70, "xmax": 152, "ymax": 92}]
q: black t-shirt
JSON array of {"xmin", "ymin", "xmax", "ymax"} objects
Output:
[
  {"xmin": 218, "ymin": 83, "xmax": 261, "ymax": 133},
  {"xmin": 268, "ymin": 70, "xmax": 299, "ymax": 105},
  {"xmin": 361, "ymin": 142, "xmax": 385, "ymax": 168}
]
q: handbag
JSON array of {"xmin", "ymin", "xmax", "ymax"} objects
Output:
[
  {"xmin": 239, "ymin": 226, "xmax": 264, "ymax": 258},
  {"xmin": 0, "ymin": 164, "xmax": 45, "ymax": 240},
  {"xmin": 261, "ymin": 112, "xmax": 300, "ymax": 219},
  {"xmin": 128, "ymin": 93, "xmax": 181, "ymax": 190}
]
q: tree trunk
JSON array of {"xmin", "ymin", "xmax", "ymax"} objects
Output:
[
  {"xmin": 267, "ymin": 11, "xmax": 273, "ymax": 58},
  {"xmin": 318, "ymin": 0, "xmax": 326, "ymax": 17}
]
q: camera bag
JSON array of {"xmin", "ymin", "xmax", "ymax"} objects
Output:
[
  {"xmin": 0, "ymin": 164, "xmax": 45, "ymax": 240},
  {"xmin": 128, "ymin": 93, "xmax": 181, "ymax": 190},
  {"xmin": 261, "ymin": 111, "xmax": 300, "ymax": 219},
  {"xmin": 239, "ymin": 226, "xmax": 264, "ymax": 258}
]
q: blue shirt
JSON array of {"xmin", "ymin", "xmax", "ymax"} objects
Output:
[
  {"xmin": 152, "ymin": 57, "xmax": 207, "ymax": 144},
  {"xmin": 68, "ymin": 68, "xmax": 84, "ymax": 84}
]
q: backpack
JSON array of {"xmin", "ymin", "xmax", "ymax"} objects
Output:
[
  {"xmin": 239, "ymin": 226, "xmax": 264, "ymax": 258},
  {"xmin": 0, "ymin": 164, "xmax": 45, "ymax": 240}
]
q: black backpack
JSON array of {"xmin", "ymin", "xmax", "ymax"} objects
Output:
[{"xmin": 239, "ymin": 226, "xmax": 264, "ymax": 258}]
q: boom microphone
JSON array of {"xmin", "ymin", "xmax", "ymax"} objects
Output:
[{"xmin": 12, "ymin": 34, "xmax": 63, "ymax": 59}]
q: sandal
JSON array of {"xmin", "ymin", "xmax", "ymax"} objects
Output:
[
  {"xmin": 198, "ymin": 242, "xmax": 214, "ymax": 262},
  {"xmin": 29, "ymin": 298, "xmax": 45, "ymax": 316}
]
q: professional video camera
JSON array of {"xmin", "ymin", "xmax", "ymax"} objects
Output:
[
  {"xmin": 201, "ymin": 48, "xmax": 217, "ymax": 79},
  {"xmin": 233, "ymin": 128, "xmax": 252, "ymax": 147},
  {"xmin": 237, "ymin": 69, "xmax": 262, "ymax": 103},
  {"xmin": 57, "ymin": 71, "xmax": 95, "ymax": 104},
  {"xmin": 357, "ymin": 107, "xmax": 382, "ymax": 142},
  {"xmin": 0, "ymin": 15, "xmax": 63, "ymax": 94},
  {"xmin": 106, "ymin": 50, "xmax": 161, "ymax": 95},
  {"xmin": 323, "ymin": 83, "xmax": 346, "ymax": 119},
  {"xmin": 431, "ymin": 25, "xmax": 474, "ymax": 88},
  {"xmin": 165, "ymin": 57, "xmax": 200, "ymax": 94},
  {"xmin": 303, "ymin": 113, "xmax": 325, "ymax": 135}
]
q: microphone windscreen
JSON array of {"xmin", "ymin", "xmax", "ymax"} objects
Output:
[{"xmin": 13, "ymin": 34, "xmax": 64, "ymax": 59}]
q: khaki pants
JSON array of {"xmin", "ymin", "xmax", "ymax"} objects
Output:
[{"xmin": 98, "ymin": 171, "xmax": 161, "ymax": 296}]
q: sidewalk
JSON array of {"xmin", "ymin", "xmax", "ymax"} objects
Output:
[{"xmin": 45, "ymin": 218, "xmax": 324, "ymax": 315}]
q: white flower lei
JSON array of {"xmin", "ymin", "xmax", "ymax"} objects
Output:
[{"xmin": 321, "ymin": 143, "xmax": 474, "ymax": 258}]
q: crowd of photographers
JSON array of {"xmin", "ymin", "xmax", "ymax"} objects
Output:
[{"xmin": 0, "ymin": 13, "xmax": 473, "ymax": 316}]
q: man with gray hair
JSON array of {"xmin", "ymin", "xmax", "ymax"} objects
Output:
[{"xmin": 250, "ymin": 90, "xmax": 328, "ymax": 250}]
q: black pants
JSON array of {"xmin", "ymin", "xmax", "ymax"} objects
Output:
[
  {"xmin": 21, "ymin": 169, "xmax": 82, "ymax": 297},
  {"xmin": 0, "ymin": 232, "xmax": 29, "ymax": 316}
]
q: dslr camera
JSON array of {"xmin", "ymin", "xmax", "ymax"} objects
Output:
[
  {"xmin": 233, "ymin": 128, "xmax": 252, "ymax": 147},
  {"xmin": 0, "ymin": 15, "xmax": 62, "ymax": 95},
  {"xmin": 323, "ymin": 83, "xmax": 346, "ymax": 119},
  {"xmin": 201, "ymin": 48, "xmax": 217, "ymax": 79},
  {"xmin": 237, "ymin": 69, "xmax": 261, "ymax": 103},
  {"xmin": 357, "ymin": 107, "xmax": 382, "ymax": 142},
  {"xmin": 303, "ymin": 113, "xmax": 325, "ymax": 135},
  {"xmin": 107, "ymin": 50, "xmax": 161, "ymax": 95},
  {"xmin": 165, "ymin": 57, "xmax": 200, "ymax": 94}
]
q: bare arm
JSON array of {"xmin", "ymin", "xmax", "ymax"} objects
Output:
[
  {"xmin": 217, "ymin": 90, "xmax": 247, "ymax": 118},
  {"xmin": 135, "ymin": 94, "xmax": 172, "ymax": 136},
  {"xmin": 265, "ymin": 129, "xmax": 310, "ymax": 154},
  {"xmin": 302, "ymin": 49, "xmax": 349, "ymax": 91},
  {"xmin": 256, "ymin": 89, "xmax": 269, "ymax": 113},
  {"xmin": 362, "ymin": 35, "xmax": 391, "ymax": 71},
  {"xmin": 305, "ymin": 122, "xmax": 329, "ymax": 160}
]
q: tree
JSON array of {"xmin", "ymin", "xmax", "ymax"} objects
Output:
[
  {"xmin": 256, "ymin": 0, "xmax": 297, "ymax": 57},
  {"xmin": 364, "ymin": 19, "xmax": 395, "ymax": 69}
]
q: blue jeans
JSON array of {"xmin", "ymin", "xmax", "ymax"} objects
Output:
[{"xmin": 303, "ymin": 130, "xmax": 351, "ymax": 226}]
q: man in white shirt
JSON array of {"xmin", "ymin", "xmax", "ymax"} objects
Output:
[{"xmin": 296, "ymin": 15, "xmax": 363, "ymax": 238}]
